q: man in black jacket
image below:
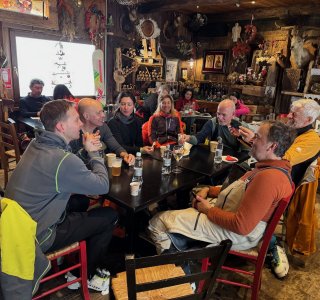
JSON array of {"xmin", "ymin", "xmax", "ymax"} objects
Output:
[{"xmin": 20, "ymin": 78, "xmax": 51, "ymax": 117}]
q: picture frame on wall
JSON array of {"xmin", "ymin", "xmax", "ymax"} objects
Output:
[
  {"xmin": 181, "ymin": 68, "xmax": 188, "ymax": 80},
  {"xmin": 165, "ymin": 59, "xmax": 179, "ymax": 82},
  {"xmin": 202, "ymin": 50, "xmax": 228, "ymax": 73},
  {"xmin": 0, "ymin": 0, "xmax": 50, "ymax": 18}
]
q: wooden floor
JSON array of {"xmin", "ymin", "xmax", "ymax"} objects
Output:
[{"xmin": 2, "ymin": 168, "xmax": 320, "ymax": 300}]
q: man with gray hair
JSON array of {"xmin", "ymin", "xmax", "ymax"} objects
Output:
[
  {"xmin": 149, "ymin": 121, "xmax": 294, "ymax": 255},
  {"xmin": 143, "ymin": 84, "xmax": 171, "ymax": 119},
  {"xmin": 239, "ymin": 98, "xmax": 320, "ymax": 185},
  {"xmin": 180, "ymin": 99, "xmax": 249, "ymax": 152},
  {"xmin": 20, "ymin": 78, "xmax": 51, "ymax": 117}
]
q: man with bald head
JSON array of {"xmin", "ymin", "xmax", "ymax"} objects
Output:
[
  {"xmin": 70, "ymin": 98, "xmax": 135, "ymax": 165},
  {"xmin": 181, "ymin": 99, "xmax": 249, "ymax": 152}
]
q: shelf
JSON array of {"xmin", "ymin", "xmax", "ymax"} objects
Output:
[
  {"xmin": 138, "ymin": 62, "xmax": 163, "ymax": 67},
  {"xmin": 281, "ymin": 91, "xmax": 304, "ymax": 96},
  {"xmin": 310, "ymin": 68, "xmax": 320, "ymax": 76}
]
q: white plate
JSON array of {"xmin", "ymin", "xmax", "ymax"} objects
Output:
[{"xmin": 222, "ymin": 155, "xmax": 238, "ymax": 163}]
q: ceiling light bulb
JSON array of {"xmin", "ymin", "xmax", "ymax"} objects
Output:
[
  {"xmin": 196, "ymin": 5, "xmax": 199, "ymax": 9},
  {"xmin": 251, "ymin": 1, "xmax": 256, "ymax": 4},
  {"xmin": 236, "ymin": 2, "xmax": 240, "ymax": 7}
]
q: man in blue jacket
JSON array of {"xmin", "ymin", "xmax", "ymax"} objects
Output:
[{"xmin": 4, "ymin": 99, "xmax": 117, "ymax": 297}]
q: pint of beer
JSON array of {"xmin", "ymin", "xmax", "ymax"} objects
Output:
[{"xmin": 112, "ymin": 158, "xmax": 122, "ymax": 176}]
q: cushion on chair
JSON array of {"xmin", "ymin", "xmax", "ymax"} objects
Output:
[
  {"xmin": 46, "ymin": 242, "xmax": 79, "ymax": 259},
  {"xmin": 5, "ymin": 149, "xmax": 16, "ymax": 158},
  {"xmin": 112, "ymin": 264, "xmax": 193, "ymax": 300}
]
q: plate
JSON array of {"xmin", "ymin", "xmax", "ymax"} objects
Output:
[{"xmin": 222, "ymin": 155, "xmax": 238, "ymax": 163}]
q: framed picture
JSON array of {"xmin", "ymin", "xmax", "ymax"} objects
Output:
[
  {"xmin": 181, "ymin": 68, "xmax": 188, "ymax": 80},
  {"xmin": 165, "ymin": 59, "xmax": 179, "ymax": 82},
  {"xmin": 202, "ymin": 50, "xmax": 228, "ymax": 73},
  {"xmin": 0, "ymin": 0, "xmax": 50, "ymax": 18}
]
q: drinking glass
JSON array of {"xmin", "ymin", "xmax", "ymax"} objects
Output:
[{"xmin": 172, "ymin": 145, "xmax": 184, "ymax": 173}]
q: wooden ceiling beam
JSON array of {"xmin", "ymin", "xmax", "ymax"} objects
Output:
[
  {"xmin": 138, "ymin": 0, "xmax": 237, "ymax": 14},
  {"xmin": 208, "ymin": 5, "xmax": 320, "ymax": 22},
  {"xmin": 138, "ymin": 1, "xmax": 320, "ymax": 21}
]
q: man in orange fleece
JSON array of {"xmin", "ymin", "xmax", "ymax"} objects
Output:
[{"xmin": 149, "ymin": 121, "xmax": 294, "ymax": 254}]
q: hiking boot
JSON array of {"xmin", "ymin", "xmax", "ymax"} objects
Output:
[
  {"xmin": 271, "ymin": 245, "xmax": 289, "ymax": 279},
  {"xmin": 65, "ymin": 272, "xmax": 80, "ymax": 290}
]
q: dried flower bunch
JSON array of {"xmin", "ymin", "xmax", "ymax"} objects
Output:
[{"xmin": 232, "ymin": 42, "xmax": 251, "ymax": 59}]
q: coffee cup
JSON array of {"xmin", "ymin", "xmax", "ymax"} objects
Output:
[
  {"xmin": 210, "ymin": 141, "xmax": 218, "ymax": 153},
  {"xmin": 106, "ymin": 153, "xmax": 116, "ymax": 167},
  {"xmin": 112, "ymin": 158, "xmax": 122, "ymax": 176},
  {"xmin": 160, "ymin": 145, "xmax": 166, "ymax": 157},
  {"xmin": 130, "ymin": 182, "xmax": 140, "ymax": 196}
]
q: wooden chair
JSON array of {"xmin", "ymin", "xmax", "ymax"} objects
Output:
[
  {"xmin": 0, "ymin": 98, "xmax": 15, "ymax": 123},
  {"xmin": 199, "ymin": 187, "xmax": 294, "ymax": 300},
  {"xmin": 112, "ymin": 239, "xmax": 232, "ymax": 300},
  {"xmin": 32, "ymin": 241, "xmax": 90, "ymax": 300},
  {"xmin": 0, "ymin": 118, "xmax": 21, "ymax": 187}
]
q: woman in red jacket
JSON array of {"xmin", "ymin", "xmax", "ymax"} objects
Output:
[
  {"xmin": 148, "ymin": 94, "xmax": 183, "ymax": 147},
  {"xmin": 175, "ymin": 88, "xmax": 199, "ymax": 112}
]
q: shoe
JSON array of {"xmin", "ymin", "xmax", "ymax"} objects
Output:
[
  {"xmin": 65, "ymin": 272, "xmax": 80, "ymax": 290},
  {"xmin": 87, "ymin": 268, "xmax": 110, "ymax": 295},
  {"xmin": 271, "ymin": 245, "xmax": 289, "ymax": 279}
]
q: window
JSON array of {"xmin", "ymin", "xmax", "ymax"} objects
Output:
[{"xmin": 15, "ymin": 36, "xmax": 96, "ymax": 97}]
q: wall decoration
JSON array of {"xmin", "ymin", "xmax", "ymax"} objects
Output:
[
  {"xmin": 0, "ymin": 68, "xmax": 12, "ymax": 89},
  {"xmin": 0, "ymin": 0, "xmax": 49, "ymax": 18},
  {"xmin": 202, "ymin": 50, "xmax": 228, "ymax": 74},
  {"xmin": 136, "ymin": 18, "xmax": 160, "ymax": 40},
  {"xmin": 181, "ymin": 68, "xmax": 188, "ymax": 80},
  {"xmin": 85, "ymin": 4, "xmax": 106, "ymax": 45},
  {"xmin": 51, "ymin": 42, "xmax": 72, "ymax": 88},
  {"xmin": 165, "ymin": 59, "xmax": 178, "ymax": 82}
]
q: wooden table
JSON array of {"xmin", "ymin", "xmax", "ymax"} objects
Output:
[
  {"xmin": 106, "ymin": 155, "xmax": 205, "ymax": 252},
  {"xmin": 18, "ymin": 117, "xmax": 44, "ymax": 130},
  {"xmin": 179, "ymin": 145, "xmax": 249, "ymax": 177},
  {"xmin": 181, "ymin": 113, "xmax": 212, "ymax": 134}
]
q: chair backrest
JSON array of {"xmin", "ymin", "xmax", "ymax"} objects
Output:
[
  {"xmin": 0, "ymin": 99, "xmax": 15, "ymax": 122},
  {"xmin": 141, "ymin": 121, "xmax": 150, "ymax": 146},
  {"xmin": 125, "ymin": 239, "xmax": 232, "ymax": 300},
  {"xmin": 250, "ymin": 183, "xmax": 295, "ymax": 267},
  {"xmin": 0, "ymin": 118, "xmax": 21, "ymax": 163}
]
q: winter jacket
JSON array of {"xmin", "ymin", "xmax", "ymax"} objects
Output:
[
  {"xmin": 4, "ymin": 129, "xmax": 109, "ymax": 298},
  {"xmin": 286, "ymin": 158, "xmax": 320, "ymax": 255},
  {"xmin": 19, "ymin": 94, "xmax": 51, "ymax": 117},
  {"xmin": 189, "ymin": 117, "xmax": 249, "ymax": 152},
  {"xmin": 148, "ymin": 112, "xmax": 183, "ymax": 146},
  {"xmin": 0, "ymin": 198, "xmax": 50, "ymax": 300},
  {"xmin": 108, "ymin": 114, "xmax": 143, "ymax": 154}
]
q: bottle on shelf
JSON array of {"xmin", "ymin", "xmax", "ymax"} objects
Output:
[
  {"xmin": 214, "ymin": 137, "xmax": 223, "ymax": 164},
  {"xmin": 133, "ymin": 152, "xmax": 143, "ymax": 183},
  {"xmin": 161, "ymin": 145, "xmax": 172, "ymax": 175}
]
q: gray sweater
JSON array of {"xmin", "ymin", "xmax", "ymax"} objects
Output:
[
  {"xmin": 5, "ymin": 129, "xmax": 109, "ymax": 251},
  {"xmin": 189, "ymin": 117, "xmax": 249, "ymax": 152}
]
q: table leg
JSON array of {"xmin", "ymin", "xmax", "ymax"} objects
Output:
[{"xmin": 125, "ymin": 210, "xmax": 136, "ymax": 253}]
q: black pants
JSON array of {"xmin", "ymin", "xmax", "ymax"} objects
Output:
[{"xmin": 47, "ymin": 207, "xmax": 118, "ymax": 277}]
